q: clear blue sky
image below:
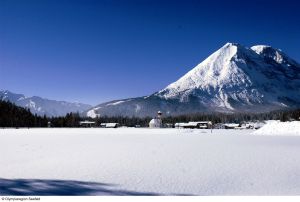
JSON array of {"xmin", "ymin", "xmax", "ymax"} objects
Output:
[{"xmin": 1, "ymin": 0, "xmax": 299, "ymax": 105}]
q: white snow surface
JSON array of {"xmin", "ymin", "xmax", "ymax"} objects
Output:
[
  {"xmin": 253, "ymin": 121, "xmax": 300, "ymax": 136},
  {"xmin": 1, "ymin": 128, "xmax": 300, "ymax": 195}
]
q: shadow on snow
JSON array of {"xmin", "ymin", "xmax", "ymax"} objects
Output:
[{"xmin": 0, "ymin": 178, "xmax": 161, "ymax": 196}]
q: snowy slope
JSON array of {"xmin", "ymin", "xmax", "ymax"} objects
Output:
[
  {"xmin": 157, "ymin": 43, "xmax": 300, "ymax": 110},
  {"xmin": 253, "ymin": 121, "xmax": 300, "ymax": 136},
  {"xmin": 86, "ymin": 42, "xmax": 300, "ymax": 117},
  {"xmin": 1, "ymin": 128, "xmax": 300, "ymax": 195},
  {"xmin": 0, "ymin": 90, "xmax": 92, "ymax": 117}
]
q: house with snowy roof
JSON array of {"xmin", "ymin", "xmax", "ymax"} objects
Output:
[{"xmin": 175, "ymin": 121, "xmax": 212, "ymax": 129}]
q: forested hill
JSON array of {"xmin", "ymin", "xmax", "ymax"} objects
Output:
[{"xmin": 0, "ymin": 100, "xmax": 47, "ymax": 127}]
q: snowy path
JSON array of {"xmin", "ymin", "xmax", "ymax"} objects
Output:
[{"xmin": 1, "ymin": 128, "xmax": 300, "ymax": 195}]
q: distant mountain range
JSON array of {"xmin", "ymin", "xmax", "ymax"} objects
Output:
[
  {"xmin": 0, "ymin": 90, "xmax": 92, "ymax": 117},
  {"xmin": 85, "ymin": 42, "xmax": 300, "ymax": 118},
  {"xmin": 2, "ymin": 42, "xmax": 299, "ymax": 118}
]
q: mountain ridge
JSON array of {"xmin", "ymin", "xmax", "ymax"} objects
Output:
[
  {"xmin": 85, "ymin": 42, "xmax": 300, "ymax": 118},
  {"xmin": 0, "ymin": 90, "xmax": 92, "ymax": 117}
]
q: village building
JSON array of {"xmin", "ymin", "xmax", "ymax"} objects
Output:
[
  {"xmin": 105, "ymin": 123, "xmax": 119, "ymax": 128},
  {"xmin": 100, "ymin": 123, "xmax": 106, "ymax": 128},
  {"xmin": 223, "ymin": 123, "xmax": 240, "ymax": 129},
  {"xmin": 100, "ymin": 123, "xmax": 119, "ymax": 128},
  {"xmin": 213, "ymin": 123, "xmax": 225, "ymax": 129},
  {"xmin": 164, "ymin": 123, "xmax": 174, "ymax": 128},
  {"xmin": 79, "ymin": 120, "xmax": 96, "ymax": 127},
  {"xmin": 175, "ymin": 121, "xmax": 212, "ymax": 129}
]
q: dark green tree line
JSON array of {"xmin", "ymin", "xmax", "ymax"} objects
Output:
[{"xmin": 1, "ymin": 100, "xmax": 300, "ymax": 128}]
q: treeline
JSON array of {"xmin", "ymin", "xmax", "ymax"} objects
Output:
[
  {"xmin": 0, "ymin": 100, "xmax": 82, "ymax": 127},
  {"xmin": 0, "ymin": 100, "xmax": 152, "ymax": 127},
  {"xmin": 0, "ymin": 100, "xmax": 48, "ymax": 127},
  {"xmin": 1, "ymin": 100, "xmax": 300, "ymax": 128},
  {"xmin": 163, "ymin": 109, "xmax": 300, "ymax": 124},
  {"xmin": 51, "ymin": 115, "xmax": 152, "ymax": 127}
]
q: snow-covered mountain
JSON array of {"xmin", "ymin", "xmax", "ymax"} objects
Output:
[
  {"xmin": 0, "ymin": 90, "xmax": 92, "ymax": 117},
  {"xmin": 86, "ymin": 42, "xmax": 300, "ymax": 117}
]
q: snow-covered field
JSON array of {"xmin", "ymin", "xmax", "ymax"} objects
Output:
[{"xmin": 1, "ymin": 128, "xmax": 300, "ymax": 195}]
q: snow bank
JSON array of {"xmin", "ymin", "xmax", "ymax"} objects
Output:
[{"xmin": 253, "ymin": 121, "xmax": 300, "ymax": 136}]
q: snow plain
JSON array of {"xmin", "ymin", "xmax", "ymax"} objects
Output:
[{"xmin": 1, "ymin": 128, "xmax": 300, "ymax": 195}]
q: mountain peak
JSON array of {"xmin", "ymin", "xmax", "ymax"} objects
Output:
[
  {"xmin": 154, "ymin": 42, "xmax": 300, "ymax": 111},
  {"xmin": 86, "ymin": 42, "xmax": 300, "ymax": 117},
  {"xmin": 219, "ymin": 42, "xmax": 244, "ymax": 53},
  {"xmin": 223, "ymin": 42, "xmax": 243, "ymax": 47},
  {"xmin": 156, "ymin": 42, "xmax": 254, "ymax": 100},
  {"xmin": 218, "ymin": 42, "xmax": 256, "ymax": 60}
]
